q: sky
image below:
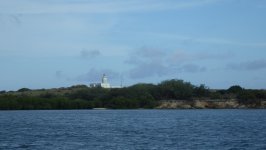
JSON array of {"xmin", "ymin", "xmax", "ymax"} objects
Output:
[{"xmin": 0, "ymin": 0, "xmax": 266, "ymax": 90}]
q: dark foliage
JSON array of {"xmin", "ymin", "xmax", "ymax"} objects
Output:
[
  {"xmin": 237, "ymin": 90, "xmax": 261, "ymax": 106},
  {"xmin": 157, "ymin": 79, "xmax": 194, "ymax": 100},
  {"xmin": 0, "ymin": 91, "xmax": 6, "ymax": 94},
  {"xmin": 0, "ymin": 95, "xmax": 92, "ymax": 110},
  {"xmin": 0, "ymin": 79, "xmax": 265, "ymax": 110},
  {"xmin": 227, "ymin": 85, "xmax": 244, "ymax": 94},
  {"xmin": 193, "ymin": 84, "xmax": 210, "ymax": 98},
  {"xmin": 17, "ymin": 88, "xmax": 31, "ymax": 92}
]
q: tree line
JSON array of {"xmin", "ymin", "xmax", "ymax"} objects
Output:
[{"xmin": 0, "ymin": 79, "xmax": 266, "ymax": 110}]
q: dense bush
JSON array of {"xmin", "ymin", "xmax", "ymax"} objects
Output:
[
  {"xmin": 1, "ymin": 79, "xmax": 265, "ymax": 110},
  {"xmin": 17, "ymin": 88, "xmax": 31, "ymax": 92},
  {"xmin": 158, "ymin": 79, "xmax": 194, "ymax": 100},
  {"xmin": 193, "ymin": 84, "xmax": 210, "ymax": 98},
  {"xmin": 237, "ymin": 90, "xmax": 261, "ymax": 106},
  {"xmin": 227, "ymin": 85, "xmax": 244, "ymax": 94},
  {"xmin": 0, "ymin": 95, "xmax": 92, "ymax": 110}
]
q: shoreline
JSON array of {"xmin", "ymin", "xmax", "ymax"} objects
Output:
[
  {"xmin": 156, "ymin": 100, "xmax": 266, "ymax": 109},
  {"xmin": 0, "ymin": 108, "xmax": 266, "ymax": 111}
]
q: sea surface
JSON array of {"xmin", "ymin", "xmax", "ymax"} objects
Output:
[{"xmin": 0, "ymin": 109, "xmax": 266, "ymax": 150}]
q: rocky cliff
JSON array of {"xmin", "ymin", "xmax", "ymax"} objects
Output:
[{"xmin": 156, "ymin": 100, "xmax": 266, "ymax": 109}]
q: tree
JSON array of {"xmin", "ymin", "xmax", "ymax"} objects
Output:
[
  {"xmin": 0, "ymin": 91, "xmax": 6, "ymax": 94},
  {"xmin": 227, "ymin": 85, "xmax": 243, "ymax": 94},
  {"xmin": 193, "ymin": 84, "xmax": 210, "ymax": 98},
  {"xmin": 158, "ymin": 79, "xmax": 194, "ymax": 100},
  {"xmin": 17, "ymin": 88, "xmax": 31, "ymax": 92},
  {"xmin": 237, "ymin": 90, "xmax": 260, "ymax": 106}
]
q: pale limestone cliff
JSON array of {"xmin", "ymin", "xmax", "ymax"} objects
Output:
[{"xmin": 156, "ymin": 100, "xmax": 266, "ymax": 109}]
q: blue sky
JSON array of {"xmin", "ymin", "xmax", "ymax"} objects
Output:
[{"xmin": 0, "ymin": 0, "xmax": 266, "ymax": 90}]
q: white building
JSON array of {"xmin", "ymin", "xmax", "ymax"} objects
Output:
[
  {"xmin": 90, "ymin": 74, "xmax": 119, "ymax": 89},
  {"xmin": 100, "ymin": 74, "xmax": 111, "ymax": 88}
]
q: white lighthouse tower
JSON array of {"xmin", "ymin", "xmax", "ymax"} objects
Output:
[{"xmin": 100, "ymin": 74, "xmax": 111, "ymax": 88}]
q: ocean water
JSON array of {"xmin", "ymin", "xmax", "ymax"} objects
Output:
[{"xmin": 0, "ymin": 110, "xmax": 266, "ymax": 150}]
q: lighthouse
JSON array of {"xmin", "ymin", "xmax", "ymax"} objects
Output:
[
  {"xmin": 100, "ymin": 74, "xmax": 111, "ymax": 88},
  {"xmin": 89, "ymin": 74, "xmax": 122, "ymax": 88}
]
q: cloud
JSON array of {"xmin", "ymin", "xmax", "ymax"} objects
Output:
[
  {"xmin": 55, "ymin": 70, "xmax": 64, "ymax": 79},
  {"xmin": 170, "ymin": 50, "xmax": 234, "ymax": 62},
  {"xmin": 9, "ymin": 14, "xmax": 21, "ymax": 24},
  {"xmin": 125, "ymin": 47, "xmax": 208, "ymax": 79},
  {"xmin": 0, "ymin": 0, "xmax": 220, "ymax": 15},
  {"xmin": 76, "ymin": 68, "xmax": 120, "ymax": 82},
  {"xmin": 129, "ymin": 62, "xmax": 170, "ymax": 79},
  {"xmin": 80, "ymin": 49, "xmax": 101, "ymax": 59},
  {"xmin": 194, "ymin": 37, "xmax": 266, "ymax": 48},
  {"xmin": 125, "ymin": 47, "xmax": 166, "ymax": 65},
  {"xmin": 128, "ymin": 62, "xmax": 206, "ymax": 79},
  {"xmin": 180, "ymin": 64, "xmax": 207, "ymax": 73},
  {"xmin": 227, "ymin": 59, "xmax": 266, "ymax": 71},
  {"xmin": 137, "ymin": 47, "xmax": 166, "ymax": 59},
  {"xmin": 125, "ymin": 47, "xmax": 171, "ymax": 79},
  {"xmin": 0, "ymin": 14, "xmax": 22, "ymax": 25},
  {"xmin": 137, "ymin": 32, "xmax": 266, "ymax": 48}
]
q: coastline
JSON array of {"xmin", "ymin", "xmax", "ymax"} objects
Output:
[
  {"xmin": 1, "ymin": 99, "xmax": 266, "ymax": 110},
  {"xmin": 156, "ymin": 100, "xmax": 266, "ymax": 109}
]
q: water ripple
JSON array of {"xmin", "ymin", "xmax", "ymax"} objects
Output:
[{"xmin": 0, "ymin": 109, "xmax": 266, "ymax": 149}]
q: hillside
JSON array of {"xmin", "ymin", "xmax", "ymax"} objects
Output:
[{"xmin": 1, "ymin": 79, "xmax": 266, "ymax": 110}]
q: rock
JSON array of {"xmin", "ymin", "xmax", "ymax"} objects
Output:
[{"xmin": 193, "ymin": 100, "xmax": 207, "ymax": 109}]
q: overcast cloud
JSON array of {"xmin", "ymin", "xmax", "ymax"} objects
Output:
[
  {"xmin": 227, "ymin": 59, "xmax": 266, "ymax": 71},
  {"xmin": 80, "ymin": 49, "xmax": 101, "ymax": 60}
]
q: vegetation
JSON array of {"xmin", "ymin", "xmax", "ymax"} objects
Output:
[
  {"xmin": 0, "ymin": 95, "xmax": 92, "ymax": 110},
  {"xmin": 0, "ymin": 79, "xmax": 265, "ymax": 110}
]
